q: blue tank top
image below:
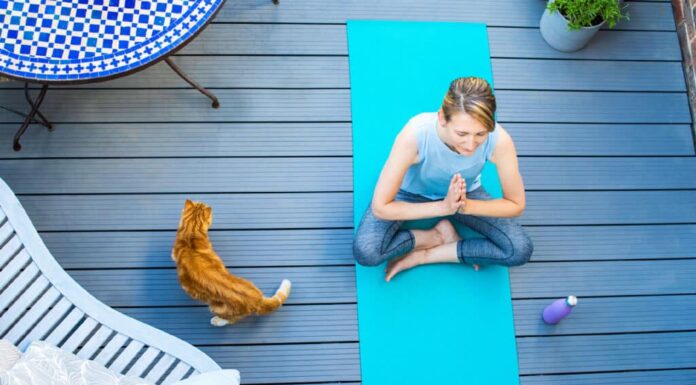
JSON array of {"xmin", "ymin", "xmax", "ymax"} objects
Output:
[{"xmin": 400, "ymin": 112, "xmax": 501, "ymax": 199}]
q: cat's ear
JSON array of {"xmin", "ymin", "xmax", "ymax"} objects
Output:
[
  {"xmin": 185, "ymin": 199, "xmax": 194, "ymax": 209},
  {"xmin": 205, "ymin": 207, "xmax": 212, "ymax": 218}
]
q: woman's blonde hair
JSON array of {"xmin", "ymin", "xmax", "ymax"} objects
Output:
[{"xmin": 441, "ymin": 77, "xmax": 496, "ymax": 132}]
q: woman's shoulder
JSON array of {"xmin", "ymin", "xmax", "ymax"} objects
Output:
[
  {"xmin": 492, "ymin": 122, "xmax": 511, "ymax": 143},
  {"xmin": 488, "ymin": 122, "xmax": 515, "ymax": 162},
  {"xmin": 406, "ymin": 112, "xmax": 437, "ymax": 128},
  {"xmin": 401, "ymin": 112, "xmax": 436, "ymax": 138},
  {"xmin": 392, "ymin": 113, "xmax": 435, "ymax": 164}
]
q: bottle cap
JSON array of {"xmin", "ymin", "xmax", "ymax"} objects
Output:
[{"xmin": 565, "ymin": 295, "xmax": 578, "ymax": 307}]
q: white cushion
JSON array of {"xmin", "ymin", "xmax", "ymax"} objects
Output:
[
  {"xmin": 0, "ymin": 341, "xmax": 153, "ymax": 385},
  {"xmin": 0, "ymin": 340, "xmax": 21, "ymax": 372}
]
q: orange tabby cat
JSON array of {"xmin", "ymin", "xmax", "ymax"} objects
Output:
[{"xmin": 172, "ymin": 199, "xmax": 291, "ymax": 326}]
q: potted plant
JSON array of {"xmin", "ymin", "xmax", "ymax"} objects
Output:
[{"xmin": 540, "ymin": 0, "xmax": 628, "ymax": 52}]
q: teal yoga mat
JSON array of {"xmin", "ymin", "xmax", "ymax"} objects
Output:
[{"xmin": 348, "ymin": 21, "xmax": 520, "ymax": 385}]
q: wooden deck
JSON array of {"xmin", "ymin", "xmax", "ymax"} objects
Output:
[{"xmin": 2, "ymin": 0, "xmax": 696, "ymax": 384}]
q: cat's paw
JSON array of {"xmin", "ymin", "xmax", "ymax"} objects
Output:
[{"xmin": 210, "ymin": 316, "xmax": 229, "ymax": 327}]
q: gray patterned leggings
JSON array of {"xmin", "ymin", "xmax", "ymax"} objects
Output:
[{"xmin": 353, "ymin": 187, "xmax": 534, "ymax": 267}]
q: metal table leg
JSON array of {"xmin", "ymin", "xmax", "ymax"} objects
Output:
[
  {"xmin": 24, "ymin": 83, "xmax": 53, "ymax": 130},
  {"xmin": 13, "ymin": 83, "xmax": 50, "ymax": 151},
  {"xmin": 164, "ymin": 57, "xmax": 220, "ymax": 109}
]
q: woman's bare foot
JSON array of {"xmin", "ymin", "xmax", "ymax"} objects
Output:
[
  {"xmin": 436, "ymin": 220, "xmax": 480, "ymax": 271},
  {"xmin": 385, "ymin": 250, "xmax": 479, "ymax": 281},
  {"xmin": 386, "ymin": 221, "xmax": 465, "ymax": 282},
  {"xmin": 411, "ymin": 219, "xmax": 461, "ymax": 250},
  {"xmin": 414, "ymin": 219, "xmax": 461, "ymax": 250},
  {"xmin": 385, "ymin": 249, "xmax": 427, "ymax": 282},
  {"xmin": 434, "ymin": 219, "xmax": 461, "ymax": 244}
]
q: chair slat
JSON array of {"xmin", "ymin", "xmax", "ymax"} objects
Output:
[
  {"xmin": 93, "ymin": 333, "xmax": 129, "ymax": 366},
  {"xmin": 160, "ymin": 361, "xmax": 192, "ymax": 385},
  {"xmin": 0, "ymin": 274, "xmax": 49, "ymax": 336},
  {"xmin": 3, "ymin": 287, "xmax": 60, "ymax": 344},
  {"xmin": 0, "ymin": 235, "xmax": 22, "ymax": 268},
  {"xmin": 76, "ymin": 325, "xmax": 113, "ymax": 360},
  {"xmin": 44, "ymin": 307, "xmax": 85, "ymax": 345},
  {"xmin": 0, "ymin": 220, "xmax": 14, "ymax": 247},
  {"xmin": 145, "ymin": 353, "xmax": 177, "ymax": 384},
  {"xmin": 0, "ymin": 208, "xmax": 6, "ymax": 223},
  {"xmin": 0, "ymin": 249, "xmax": 30, "ymax": 291},
  {"xmin": 126, "ymin": 347, "xmax": 161, "ymax": 377},
  {"xmin": 19, "ymin": 297, "xmax": 72, "ymax": 351},
  {"xmin": 108, "ymin": 339, "xmax": 145, "ymax": 374},
  {"xmin": 60, "ymin": 317, "xmax": 98, "ymax": 354},
  {"xmin": 0, "ymin": 260, "xmax": 36, "ymax": 313}
]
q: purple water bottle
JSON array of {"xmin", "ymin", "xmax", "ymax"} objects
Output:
[{"xmin": 542, "ymin": 295, "xmax": 577, "ymax": 324}]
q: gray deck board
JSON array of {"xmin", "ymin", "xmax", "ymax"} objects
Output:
[
  {"xmin": 0, "ymin": 90, "xmax": 688, "ymax": 124},
  {"xmin": 506, "ymin": 123, "xmax": 695, "ymax": 156},
  {"xmin": 2, "ymin": 58, "xmax": 684, "ymax": 92},
  {"xmin": 495, "ymin": 90, "xmax": 690, "ymax": 123},
  {"xmin": 513, "ymin": 296, "xmax": 696, "ymax": 336},
  {"xmin": 0, "ymin": 56, "xmax": 350, "ymax": 89},
  {"xmin": 15, "ymin": 190, "xmax": 696, "ymax": 232},
  {"xmin": 4, "ymin": 157, "xmax": 695, "ymax": 194},
  {"xmin": 520, "ymin": 157, "xmax": 696, "ymax": 190},
  {"xmin": 173, "ymin": 24, "xmax": 681, "ymax": 60},
  {"xmin": 17, "ymin": 193, "xmax": 354, "ymax": 231},
  {"xmin": 213, "ymin": 1, "xmax": 672, "ymax": 31},
  {"xmin": 524, "ymin": 190, "xmax": 696, "ymax": 225},
  {"xmin": 68, "ymin": 266, "xmax": 356, "ymax": 306},
  {"xmin": 201, "ymin": 343, "xmax": 361, "ymax": 384},
  {"xmin": 0, "ymin": 158, "xmax": 353, "ymax": 194},
  {"xmin": 517, "ymin": 332, "xmax": 696, "ymax": 375},
  {"xmin": 42, "ymin": 223, "xmax": 696, "ymax": 271},
  {"xmin": 492, "ymin": 59, "xmax": 685, "ymax": 91},
  {"xmin": 0, "ymin": 123, "xmax": 353, "ymax": 158},
  {"xmin": 119, "ymin": 305, "xmax": 358, "ymax": 345},
  {"xmin": 1, "ymin": 122, "xmax": 692, "ymax": 159},
  {"xmin": 0, "ymin": 89, "xmax": 353, "ymax": 123},
  {"xmin": 44, "ymin": 229, "xmax": 354, "ymax": 269},
  {"xmin": 490, "ymin": 29, "xmax": 681, "ymax": 60},
  {"xmin": 521, "ymin": 370, "xmax": 696, "ymax": 385},
  {"xmin": 525, "ymin": 225, "xmax": 696, "ymax": 262},
  {"xmin": 510, "ymin": 260, "xmax": 696, "ymax": 298}
]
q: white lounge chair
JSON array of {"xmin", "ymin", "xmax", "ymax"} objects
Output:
[{"xmin": 0, "ymin": 178, "xmax": 238, "ymax": 384}]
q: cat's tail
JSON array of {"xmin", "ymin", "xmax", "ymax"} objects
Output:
[{"xmin": 256, "ymin": 279, "xmax": 292, "ymax": 315}]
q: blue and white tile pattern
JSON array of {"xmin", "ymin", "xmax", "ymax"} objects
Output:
[{"xmin": 0, "ymin": 0, "xmax": 223, "ymax": 82}]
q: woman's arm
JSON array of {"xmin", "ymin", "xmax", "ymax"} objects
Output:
[
  {"xmin": 371, "ymin": 126, "xmax": 459, "ymax": 221},
  {"xmin": 460, "ymin": 126, "xmax": 526, "ymax": 218}
]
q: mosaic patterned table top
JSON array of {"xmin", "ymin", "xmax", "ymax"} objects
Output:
[{"xmin": 0, "ymin": 0, "xmax": 224, "ymax": 82}]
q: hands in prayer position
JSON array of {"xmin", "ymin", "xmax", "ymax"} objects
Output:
[{"xmin": 442, "ymin": 173, "xmax": 467, "ymax": 215}]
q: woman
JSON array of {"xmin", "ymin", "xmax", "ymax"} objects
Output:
[{"xmin": 353, "ymin": 77, "xmax": 533, "ymax": 282}]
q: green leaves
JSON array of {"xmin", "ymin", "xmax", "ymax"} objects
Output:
[{"xmin": 547, "ymin": 0, "xmax": 629, "ymax": 30}]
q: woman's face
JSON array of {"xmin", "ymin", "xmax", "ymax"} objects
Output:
[{"xmin": 437, "ymin": 111, "xmax": 490, "ymax": 156}]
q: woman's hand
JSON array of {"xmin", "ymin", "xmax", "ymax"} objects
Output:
[
  {"xmin": 457, "ymin": 177, "xmax": 467, "ymax": 214},
  {"xmin": 442, "ymin": 174, "xmax": 465, "ymax": 215},
  {"xmin": 443, "ymin": 175, "xmax": 478, "ymax": 271}
]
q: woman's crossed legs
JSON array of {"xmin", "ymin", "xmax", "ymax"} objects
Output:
[{"xmin": 353, "ymin": 187, "xmax": 533, "ymax": 281}]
